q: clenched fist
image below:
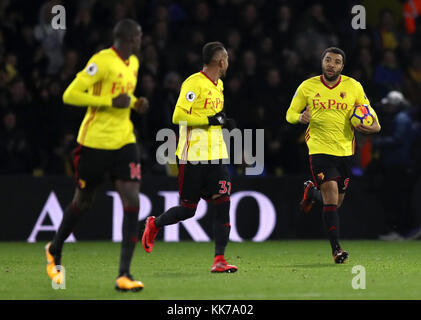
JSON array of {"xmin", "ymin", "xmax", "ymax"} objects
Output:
[
  {"xmin": 133, "ymin": 97, "xmax": 149, "ymax": 114},
  {"xmin": 112, "ymin": 93, "xmax": 131, "ymax": 109},
  {"xmin": 299, "ymin": 106, "xmax": 311, "ymax": 124}
]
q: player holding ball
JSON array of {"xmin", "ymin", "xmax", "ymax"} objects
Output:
[{"xmin": 286, "ymin": 47, "xmax": 381, "ymax": 263}]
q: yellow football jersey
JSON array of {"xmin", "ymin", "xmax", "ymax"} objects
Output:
[
  {"xmin": 63, "ymin": 47, "xmax": 139, "ymax": 150},
  {"xmin": 175, "ymin": 71, "xmax": 228, "ymax": 161},
  {"xmin": 286, "ymin": 75, "xmax": 380, "ymax": 156}
]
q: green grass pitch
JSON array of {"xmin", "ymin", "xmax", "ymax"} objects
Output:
[{"xmin": 0, "ymin": 240, "xmax": 420, "ymax": 300}]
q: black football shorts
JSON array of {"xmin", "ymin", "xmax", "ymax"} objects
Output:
[
  {"xmin": 72, "ymin": 143, "xmax": 141, "ymax": 189},
  {"xmin": 177, "ymin": 159, "xmax": 231, "ymax": 205},
  {"xmin": 309, "ymin": 154, "xmax": 352, "ymax": 194}
]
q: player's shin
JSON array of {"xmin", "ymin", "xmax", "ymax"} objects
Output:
[
  {"xmin": 322, "ymin": 204, "xmax": 341, "ymax": 253},
  {"xmin": 119, "ymin": 207, "xmax": 140, "ymax": 276},
  {"xmin": 211, "ymin": 196, "xmax": 231, "ymax": 256},
  {"xmin": 50, "ymin": 203, "xmax": 84, "ymax": 257}
]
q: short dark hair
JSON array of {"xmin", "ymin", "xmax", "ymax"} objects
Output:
[
  {"xmin": 113, "ymin": 19, "xmax": 141, "ymax": 41},
  {"xmin": 202, "ymin": 41, "xmax": 225, "ymax": 65},
  {"xmin": 321, "ymin": 47, "xmax": 346, "ymax": 65}
]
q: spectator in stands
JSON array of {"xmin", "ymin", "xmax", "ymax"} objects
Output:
[
  {"xmin": 141, "ymin": 44, "xmax": 160, "ymax": 77},
  {"xmin": 224, "ymin": 74, "xmax": 248, "ymax": 129},
  {"xmin": 374, "ymin": 8, "xmax": 401, "ymax": 52},
  {"xmin": 34, "ymin": 1, "xmax": 66, "ymax": 75},
  {"xmin": 0, "ymin": 109, "xmax": 32, "ymax": 173},
  {"xmin": 404, "ymin": 53, "xmax": 421, "ymax": 105},
  {"xmin": 239, "ymin": 2, "xmax": 263, "ymax": 45},
  {"xmin": 351, "ymin": 48, "xmax": 376, "ymax": 98},
  {"xmin": 258, "ymin": 36, "xmax": 278, "ymax": 73},
  {"xmin": 0, "ymin": 0, "xmax": 418, "ymax": 178},
  {"xmin": 240, "ymin": 50, "xmax": 261, "ymax": 126},
  {"xmin": 372, "ymin": 91, "xmax": 418, "ymax": 240},
  {"xmin": 45, "ymin": 132, "xmax": 75, "ymax": 175},
  {"xmin": 396, "ymin": 34, "xmax": 415, "ymax": 70},
  {"xmin": 259, "ymin": 68, "xmax": 283, "ymax": 175},
  {"xmin": 152, "ymin": 72, "xmax": 182, "ymax": 134},
  {"xmin": 373, "ymin": 50, "xmax": 404, "ymax": 98},
  {"xmin": 191, "ymin": 1, "xmax": 211, "ymax": 36},
  {"xmin": 275, "ymin": 4, "xmax": 294, "ymax": 48},
  {"xmin": 226, "ymin": 28, "xmax": 242, "ymax": 52}
]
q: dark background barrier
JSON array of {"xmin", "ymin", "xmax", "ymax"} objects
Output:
[{"xmin": 2, "ymin": 174, "xmax": 420, "ymax": 242}]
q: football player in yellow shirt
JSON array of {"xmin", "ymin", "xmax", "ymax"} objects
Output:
[
  {"xmin": 142, "ymin": 42, "xmax": 238, "ymax": 273},
  {"xmin": 45, "ymin": 19, "xmax": 148, "ymax": 291},
  {"xmin": 286, "ymin": 47, "xmax": 380, "ymax": 264}
]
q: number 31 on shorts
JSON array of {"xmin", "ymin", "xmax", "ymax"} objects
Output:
[{"xmin": 218, "ymin": 180, "xmax": 231, "ymax": 195}]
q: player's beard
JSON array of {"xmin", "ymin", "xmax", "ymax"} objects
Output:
[{"xmin": 322, "ymin": 68, "xmax": 341, "ymax": 82}]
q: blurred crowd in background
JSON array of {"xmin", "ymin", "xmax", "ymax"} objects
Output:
[{"xmin": 0, "ymin": 0, "xmax": 421, "ymax": 181}]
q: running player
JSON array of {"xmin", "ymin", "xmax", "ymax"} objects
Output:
[
  {"xmin": 45, "ymin": 19, "xmax": 149, "ymax": 291},
  {"xmin": 141, "ymin": 42, "xmax": 238, "ymax": 273},
  {"xmin": 286, "ymin": 47, "xmax": 380, "ymax": 263}
]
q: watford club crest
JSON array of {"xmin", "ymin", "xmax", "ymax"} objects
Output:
[
  {"xmin": 340, "ymin": 92, "xmax": 346, "ymax": 99},
  {"xmin": 78, "ymin": 178, "xmax": 86, "ymax": 189},
  {"xmin": 317, "ymin": 172, "xmax": 325, "ymax": 181}
]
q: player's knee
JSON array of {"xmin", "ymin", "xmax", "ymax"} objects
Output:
[
  {"xmin": 180, "ymin": 207, "xmax": 196, "ymax": 220},
  {"xmin": 211, "ymin": 195, "xmax": 230, "ymax": 223},
  {"xmin": 116, "ymin": 182, "xmax": 140, "ymax": 209},
  {"xmin": 321, "ymin": 181, "xmax": 338, "ymax": 204},
  {"xmin": 179, "ymin": 200, "xmax": 197, "ymax": 220},
  {"xmin": 321, "ymin": 180, "xmax": 337, "ymax": 192},
  {"xmin": 73, "ymin": 187, "xmax": 96, "ymax": 212},
  {"xmin": 211, "ymin": 195, "xmax": 230, "ymax": 205}
]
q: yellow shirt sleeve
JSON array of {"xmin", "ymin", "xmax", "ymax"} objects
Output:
[
  {"xmin": 286, "ymin": 83, "xmax": 307, "ymax": 124},
  {"xmin": 172, "ymin": 107, "xmax": 209, "ymax": 126},
  {"xmin": 354, "ymin": 80, "xmax": 370, "ymax": 106},
  {"xmin": 176, "ymin": 79, "xmax": 202, "ymax": 112},
  {"xmin": 128, "ymin": 93, "xmax": 138, "ymax": 109},
  {"xmin": 62, "ymin": 54, "xmax": 113, "ymax": 107},
  {"xmin": 172, "ymin": 79, "xmax": 208, "ymax": 126}
]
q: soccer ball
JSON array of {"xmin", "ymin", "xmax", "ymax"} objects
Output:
[{"xmin": 349, "ymin": 104, "xmax": 374, "ymax": 127}]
